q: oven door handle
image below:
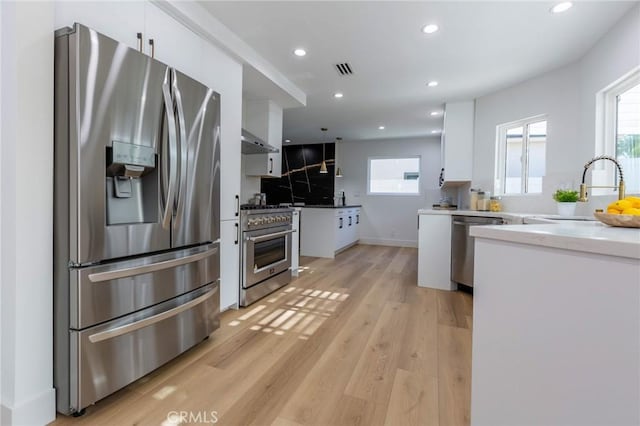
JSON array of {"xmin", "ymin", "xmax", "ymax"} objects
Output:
[{"xmin": 247, "ymin": 229, "xmax": 295, "ymax": 242}]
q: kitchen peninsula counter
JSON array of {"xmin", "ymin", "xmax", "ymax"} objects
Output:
[
  {"xmin": 471, "ymin": 221, "xmax": 640, "ymax": 425},
  {"xmin": 471, "ymin": 221, "xmax": 640, "ymax": 259},
  {"xmin": 300, "ymin": 206, "xmax": 361, "ymax": 258}
]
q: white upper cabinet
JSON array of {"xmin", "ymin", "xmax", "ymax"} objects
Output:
[
  {"xmin": 55, "ymin": 1, "xmax": 145, "ymax": 50},
  {"xmin": 243, "ymin": 100, "xmax": 283, "ymax": 178},
  {"xmin": 441, "ymin": 100, "xmax": 475, "ymax": 186},
  {"xmin": 144, "ymin": 3, "xmax": 204, "ymax": 80}
]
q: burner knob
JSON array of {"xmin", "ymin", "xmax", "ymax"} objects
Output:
[
  {"xmin": 256, "ymin": 218, "xmax": 263, "ymax": 225},
  {"xmin": 248, "ymin": 219, "xmax": 255, "ymax": 226}
]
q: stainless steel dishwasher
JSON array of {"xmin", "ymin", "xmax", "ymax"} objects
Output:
[{"xmin": 451, "ymin": 215, "xmax": 504, "ymax": 287}]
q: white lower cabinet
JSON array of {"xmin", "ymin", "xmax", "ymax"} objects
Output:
[
  {"xmin": 417, "ymin": 214, "xmax": 456, "ymax": 290},
  {"xmin": 220, "ymin": 219, "xmax": 240, "ymax": 310},
  {"xmin": 301, "ymin": 208, "xmax": 360, "ymax": 258}
]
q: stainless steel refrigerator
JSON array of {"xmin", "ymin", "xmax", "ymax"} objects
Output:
[{"xmin": 54, "ymin": 23, "xmax": 221, "ymax": 415}]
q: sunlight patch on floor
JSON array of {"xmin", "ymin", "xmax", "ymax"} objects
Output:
[
  {"xmin": 232, "ymin": 286, "xmax": 350, "ymax": 339},
  {"xmin": 153, "ymin": 385, "xmax": 177, "ymax": 400}
]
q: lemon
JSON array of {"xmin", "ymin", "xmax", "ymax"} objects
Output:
[
  {"xmin": 621, "ymin": 207, "xmax": 640, "ymax": 216},
  {"xmin": 607, "ymin": 208, "xmax": 621, "ymax": 214},
  {"xmin": 625, "ymin": 196, "xmax": 640, "ymax": 208},
  {"xmin": 610, "ymin": 199, "xmax": 632, "ymax": 211}
]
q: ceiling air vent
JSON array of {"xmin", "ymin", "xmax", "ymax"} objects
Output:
[{"xmin": 335, "ymin": 63, "xmax": 353, "ymax": 76}]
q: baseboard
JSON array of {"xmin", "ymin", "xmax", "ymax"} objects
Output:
[
  {"xmin": 1, "ymin": 388, "xmax": 56, "ymax": 425},
  {"xmin": 359, "ymin": 238, "xmax": 418, "ymax": 248},
  {"xmin": 220, "ymin": 302, "xmax": 238, "ymax": 313}
]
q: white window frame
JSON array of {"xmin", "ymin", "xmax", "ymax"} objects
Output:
[
  {"xmin": 594, "ymin": 67, "xmax": 640, "ymax": 195},
  {"xmin": 494, "ymin": 114, "xmax": 547, "ymax": 196},
  {"xmin": 367, "ymin": 156, "xmax": 421, "ymax": 196}
]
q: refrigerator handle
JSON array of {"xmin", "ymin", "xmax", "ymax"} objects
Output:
[
  {"xmin": 88, "ymin": 288, "xmax": 216, "ymax": 343},
  {"xmin": 87, "ymin": 246, "xmax": 219, "ymax": 282},
  {"xmin": 172, "ymin": 77, "xmax": 188, "ymax": 227},
  {"xmin": 161, "ymin": 69, "xmax": 178, "ymax": 230}
]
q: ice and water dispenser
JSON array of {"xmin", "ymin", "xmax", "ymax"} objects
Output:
[{"xmin": 106, "ymin": 141, "xmax": 158, "ymax": 225}]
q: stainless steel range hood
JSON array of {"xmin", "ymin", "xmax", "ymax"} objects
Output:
[{"xmin": 241, "ymin": 129, "xmax": 279, "ymax": 154}]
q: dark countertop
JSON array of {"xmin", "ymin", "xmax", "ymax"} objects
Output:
[{"xmin": 301, "ymin": 205, "xmax": 362, "ymax": 208}]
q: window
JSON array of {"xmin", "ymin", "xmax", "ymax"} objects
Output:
[
  {"xmin": 368, "ymin": 157, "xmax": 420, "ymax": 195},
  {"xmin": 495, "ymin": 116, "xmax": 547, "ymax": 195},
  {"xmin": 596, "ymin": 69, "xmax": 640, "ymax": 195}
]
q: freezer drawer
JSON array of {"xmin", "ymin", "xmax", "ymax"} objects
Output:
[
  {"xmin": 69, "ymin": 283, "xmax": 219, "ymax": 413},
  {"xmin": 71, "ymin": 243, "xmax": 219, "ymax": 329}
]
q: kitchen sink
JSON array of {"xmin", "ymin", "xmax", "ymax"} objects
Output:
[{"xmin": 523, "ymin": 215, "xmax": 598, "ymax": 224}]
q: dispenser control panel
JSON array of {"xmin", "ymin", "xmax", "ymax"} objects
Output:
[{"xmin": 111, "ymin": 141, "xmax": 155, "ymax": 168}]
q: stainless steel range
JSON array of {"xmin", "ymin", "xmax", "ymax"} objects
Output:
[{"xmin": 240, "ymin": 205, "xmax": 294, "ymax": 306}]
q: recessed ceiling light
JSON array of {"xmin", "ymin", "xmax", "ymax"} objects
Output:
[
  {"xmin": 430, "ymin": 111, "xmax": 441, "ymax": 116},
  {"xmin": 293, "ymin": 48, "xmax": 307, "ymax": 57},
  {"xmin": 422, "ymin": 24, "xmax": 439, "ymax": 34},
  {"xmin": 378, "ymin": 126, "xmax": 385, "ymax": 130},
  {"xmin": 431, "ymin": 130, "xmax": 441, "ymax": 134},
  {"xmin": 550, "ymin": 2, "xmax": 572, "ymax": 13},
  {"xmin": 427, "ymin": 81, "xmax": 439, "ymax": 87},
  {"xmin": 284, "ymin": 139, "xmax": 291, "ymax": 143},
  {"xmin": 334, "ymin": 92, "xmax": 344, "ymax": 98}
]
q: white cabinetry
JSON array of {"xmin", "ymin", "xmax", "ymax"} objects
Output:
[
  {"xmin": 244, "ymin": 100, "xmax": 283, "ymax": 177},
  {"xmin": 440, "ymin": 100, "xmax": 474, "ymax": 186},
  {"xmin": 55, "ymin": 1, "xmax": 145, "ymax": 51},
  {"xmin": 56, "ymin": 2, "xmax": 204, "ymax": 78},
  {"xmin": 144, "ymin": 3, "xmax": 203, "ymax": 81},
  {"xmin": 336, "ymin": 208, "xmax": 360, "ymax": 252},
  {"xmin": 417, "ymin": 213, "xmax": 456, "ymax": 290},
  {"xmin": 301, "ymin": 207, "xmax": 360, "ymax": 258},
  {"xmin": 220, "ymin": 220, "xmax": 240, "ymax": 310}
]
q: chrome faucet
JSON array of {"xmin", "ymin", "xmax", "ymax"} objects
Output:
[{"xmin": 578, "ymin": 155, "xmax": 625, "ymax": 202}]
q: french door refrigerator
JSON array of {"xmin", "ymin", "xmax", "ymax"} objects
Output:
[{"xmin": 54, "ymin": 23, "xmax": 221, "ymax": 415}]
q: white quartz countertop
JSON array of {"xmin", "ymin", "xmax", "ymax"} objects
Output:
[{"xmin": 470, "ymin": 222, "xmax": 640, "ymax": 259}]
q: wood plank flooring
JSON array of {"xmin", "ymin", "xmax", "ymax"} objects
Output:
[{"xmin": 51, "ymin": 244, "xmax": 473, "ymax": 426}]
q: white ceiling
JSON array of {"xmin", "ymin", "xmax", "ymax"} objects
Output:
[{"xmin": 201, "ymin": 1, "xmax": 636, "ymax": 144}]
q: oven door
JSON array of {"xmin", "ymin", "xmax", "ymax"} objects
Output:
[{"xmin": 243, "ymin": 226, "xmax": 293, "ymax": 289}]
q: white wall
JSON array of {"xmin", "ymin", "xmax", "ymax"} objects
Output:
[
  {"xmin": 1, "ymin": 2, "xmax": 57, "ymax": 425},
  {"xmin": 473, "ymin": 4, "xmax": 640, "ymax": 215},
  {"xmin": 337, "ymin": 137, "xmax": 441, "ymax": 247}
]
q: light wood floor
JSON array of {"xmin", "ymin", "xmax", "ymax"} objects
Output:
[{"xmin": 52, "ymin": 244, "xmax": 473, "ymax": 426}]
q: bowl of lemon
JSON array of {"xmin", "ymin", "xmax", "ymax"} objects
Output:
[{"xmin": 594, "ymin": 196, "xmax": 640, "ymax": 228}]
